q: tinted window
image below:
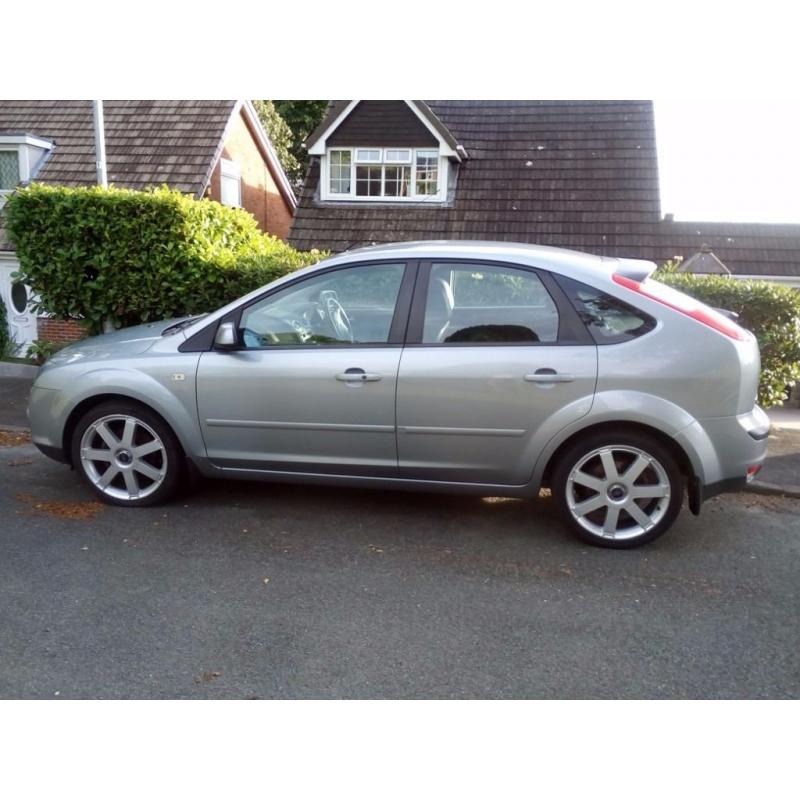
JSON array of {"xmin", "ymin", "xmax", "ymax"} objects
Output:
[
  {"xmin": 556, "ymin": 275, "xmax": 656, "ymax": 344},
  {"xmin": 422, "ymin": 263, "xmax": 559, "ymax": 344},
  {"xmin": 240, "ymin": 263, "xmax": 405, "ymax": 347}
]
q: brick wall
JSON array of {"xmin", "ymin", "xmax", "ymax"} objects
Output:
[
  {"xmin": 207, "ymin": 108, "xmax": 293, "ymax": 240},
  {"xmin": 37, "ymin": 317, "xmax": 86, "ymax": 345}
]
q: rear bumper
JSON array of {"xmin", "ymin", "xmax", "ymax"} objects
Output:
[
  {"xmin": 685, "ymin": 406, "xmax": 769, "ymax": 514},
  {"xmin": 688, "ymin": 475, "xmax": 748, "ymax": 514}
]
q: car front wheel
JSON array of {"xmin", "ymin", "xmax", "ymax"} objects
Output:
[
  {"xmin": 551, "ymin": 430, "xmax": 684, "ymax": 548},
  {"xmin": 70, "ymin": 400, "xmax": 183, "ymax": 506}
]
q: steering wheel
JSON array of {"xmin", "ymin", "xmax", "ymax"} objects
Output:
[{"xmin": 325, "ymin": 295, "xmax": 354, "ymax": 342}]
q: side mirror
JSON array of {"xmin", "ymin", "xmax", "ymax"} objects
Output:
[{"xmin": 213, "ymin": 321, "xmax": 240, "ymax": 351}]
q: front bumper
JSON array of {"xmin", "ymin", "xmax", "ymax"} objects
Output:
[
  {"xmin": 34, "ymin": 441, "xmax": 70, "ymax": 464},
  {"xmin": 27, "ymin": 385, "xmax": 69, "ymax": 462}
]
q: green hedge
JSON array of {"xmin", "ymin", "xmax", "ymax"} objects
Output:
[
  {"xmin": 0, "ymin": 290, "xmax": 11, "ymax": 358},
  {"xmin": 4, "ymin": 184, "xmax": 325, "ymax": 334},
  {"xmin": 657, "ymin": 271, "xmax": 800, "ymax": 408}
]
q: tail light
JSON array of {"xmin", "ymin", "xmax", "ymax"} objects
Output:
[{"xmin": 612, "ymin": 274, "xmax": 750, "ymax": 341}]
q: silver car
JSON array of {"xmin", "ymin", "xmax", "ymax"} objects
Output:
[{"xmin": 28, "ymin": 241, "xmax": 769, "ymax": 548}]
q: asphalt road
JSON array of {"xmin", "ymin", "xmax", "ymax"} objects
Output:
[{"xmin": 1, "ymin": 441, "xmax": 798, "ymax": 699}]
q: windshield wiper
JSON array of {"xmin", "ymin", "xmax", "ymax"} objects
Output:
[{"xmin": 161, "ymin": 315, "xmax": 207, "ymax": 336}]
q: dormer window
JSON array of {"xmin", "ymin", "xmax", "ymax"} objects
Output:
[
  {"xmin": 323, "ymin": 146, "xmax": 447, "ymax": 203},
  {"xmin": 0, "ymin": 134, "xmax": 54, "ymax": 206},
  {"xmin": 0, "ymin": 150, "xmax": 20, "ymax": 191}
]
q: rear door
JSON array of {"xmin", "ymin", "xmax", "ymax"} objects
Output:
[{"xmin": 396, "ymin": 260, "xmax": 597, "ymax": 485}]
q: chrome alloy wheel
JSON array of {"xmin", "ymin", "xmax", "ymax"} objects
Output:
[
  {"xmin": 79, "ymin": 414, "xmax": 168, "ymax": 501},
  {"xmin": 565, "ymin": 445, "xmax": 671, "ymax": 541}
]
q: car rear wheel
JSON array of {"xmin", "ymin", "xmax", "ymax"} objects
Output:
[
  {"xmin": 70, "ymin": 401, "xmax": 183, "ymax": 507},
  {"xmin": 551, "ymin": 430, "xmax": 684, "ymax": 548}
]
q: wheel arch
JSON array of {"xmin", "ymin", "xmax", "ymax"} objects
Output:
[
  {"xmin": 540, "ymin": 420, "xmax": 695, "ymax": 489},
  {"xmin": 63, "ymin": 393, "xmax": 185, "ymax": 466}
]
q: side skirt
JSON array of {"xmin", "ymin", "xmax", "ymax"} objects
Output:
[{"xmin": 189, "ymin": 458, "xmax": 537, "ymax": 499}]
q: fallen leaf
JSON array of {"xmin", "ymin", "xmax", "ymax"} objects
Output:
[
  {"xmin": 16, "ymin": 493, "xmax": 104, "ymax": 521},
  {"xmin": 194, "ymin": 671, "xmax": 221, "ymax": 684},
  {"xmin": 0, "ymin": 430, "xmax": 31, "ymax": 447}
]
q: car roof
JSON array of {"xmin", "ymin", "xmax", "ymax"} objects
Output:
[
  {"xmin": 308, "ymin": 240, "xmax": 655, "ymax": 284},
  {"xmin": 323, "ymin": 240, "xmax": 607, "ymax": 270}
]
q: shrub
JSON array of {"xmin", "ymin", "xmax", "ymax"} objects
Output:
[
  {"xmin": 4, "ymin": 184, "xmax": 325, "ymax": 334},
  {"xmin": 0, "ymin": 293, "xmax": 10, "ymax": 359},
  {"xmin": 656, "ymin": 270, "xmax": 800, "ymax": 408},
  {"xmin": 26, "ymin": 339, "xmax": 60, "ymax": 366}
]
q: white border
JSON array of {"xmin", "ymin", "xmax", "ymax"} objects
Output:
[
  {"xmin": 307, "ymin": 100, "xmax": 461, "ymax": 161},
  {"xmin": 321, "ymin": 146, "xmax": 448, "ymax": 203}
]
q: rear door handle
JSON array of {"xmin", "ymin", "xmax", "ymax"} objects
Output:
[
  {"xmin": 524, "ymin": 370, "xmax": 575, "ymax": 383},
  {"xmin": 336, "ymin": 369, "xmax": 382, "ymax": 382}
]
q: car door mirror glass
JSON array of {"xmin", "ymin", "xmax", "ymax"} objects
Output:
[{"xmin": 213, "ymin": 321, "xmax": 239, "ymax": 350}]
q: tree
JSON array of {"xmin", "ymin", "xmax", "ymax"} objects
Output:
[
  {"xmin": 273, "ymin": 101, "xmax": 328, "ymax": 179},
  {"xmin": 254, "ymin": 101, "xmax": 329, "ymax": 189},
  {"xmin": 252, "ymin": 100, "xmax": 302, "ymax": 186}
]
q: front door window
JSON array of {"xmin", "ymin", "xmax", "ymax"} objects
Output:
[{"xmin": 240, "ymin": 263, "xmax": 406, "ymax": 347}]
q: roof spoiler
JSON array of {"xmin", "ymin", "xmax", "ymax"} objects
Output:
[{"xmin": 614, "ymin": 257, "xmax": 658, "ymax": 283}]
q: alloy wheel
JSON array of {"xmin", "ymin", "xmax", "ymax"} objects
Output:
[
  {"xmin": 565, "ymin": 445, "xmax": 671, "ymax": 541},
  {"xmin": 79, "ymin": 414, "xmax": 168, "ymax": 501}
]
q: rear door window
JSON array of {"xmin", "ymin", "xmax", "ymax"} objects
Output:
[
  {"xmin": 555, "ymin": 275, "xmax": 656, "ymax": 344},
  {"xmin": 422, "ymin": 262, "xmax": 559, "ymax": 344}
]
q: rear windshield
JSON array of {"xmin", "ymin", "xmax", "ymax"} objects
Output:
[{"xmin": 556, "ymin": 275, "xmax": 656, "ymax": 344}]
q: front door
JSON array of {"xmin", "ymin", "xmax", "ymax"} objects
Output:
[
  {"xmin": 197, "ymin": 261, "xmax": 411, "ymax": 476},
  {"xmin": 0, "ymin": 261, "xmax": 37, "ymax": 354},
  {"xmin": 397, "ymin": 260, "xmax": 597, "ymax": 485}
]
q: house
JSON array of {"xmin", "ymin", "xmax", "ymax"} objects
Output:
[
  {"xmin": 289, "ymin": 100, "xmax": 800, "ymax": 284},
  {"xmin": 0, "ymin": 99, "xmax": 296, "ymax": 350}
]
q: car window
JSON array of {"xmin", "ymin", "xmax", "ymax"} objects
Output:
[
  {"xmin": 422, "ymin": 263, "xmax": 559, "ymax": 344},
  {"xmin": 556, "ymin": 275, "xmax": 656, "ymax": 344},
  {"xmin": 240, "ymin": 263, "xmax": 405, "ymax": 347}
]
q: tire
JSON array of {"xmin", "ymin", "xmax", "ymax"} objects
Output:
[
  {"xmin": 70, "ymin": 400, "xmax": 183, "ymax": 507},
  {"xmin": 551, "ymin": 429, "xmax": 684, "ymax": 549}
]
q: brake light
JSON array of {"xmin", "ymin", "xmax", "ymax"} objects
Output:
[{"xmin": 612, "ymin": 274, "xmax": 749, "ymax": 341}]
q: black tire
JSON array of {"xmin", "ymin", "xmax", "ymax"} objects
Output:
[
  {"xmin": 551, "ymin": 429, "xmax": 684, "ymax": 549},
  {"xmin": 70, "ymin": 400, "xmax": 183, "ymax": 507}
]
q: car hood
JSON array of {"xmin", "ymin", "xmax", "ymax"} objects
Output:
[{"xmin": 41, "ymin": 318, "xmax": 187, "ymax": 370}]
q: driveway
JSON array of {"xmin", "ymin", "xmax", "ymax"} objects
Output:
[{"xmin": 1, "ymin": 440, "xmax": 798, "ymax": 699}]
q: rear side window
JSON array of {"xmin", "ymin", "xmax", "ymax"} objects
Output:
[
  {"xmin": 556, "ymin": 275, "xmax": 656, "ymax": 344},
  {"xmin": 423, "ymin": 263, "xmax": 559, "ymax": 344}
]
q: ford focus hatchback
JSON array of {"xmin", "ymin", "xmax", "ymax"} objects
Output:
[{"xmin": 28, "ymin": 242, "xmax": 769, "ymax": 548}]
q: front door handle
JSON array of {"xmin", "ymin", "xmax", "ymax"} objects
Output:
[
  {"xmin": 335, "ymin": 369, "xmax": 382, "ymax": 382},
  {"xmin": 524, "ymin": 369, "xmax": 575, "ymax": 383}
]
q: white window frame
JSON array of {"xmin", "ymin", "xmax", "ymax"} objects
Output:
[
  {"xmin": 384, "ymin": 148, "xmax": 412, "ymax": 164},
  {"xmin": 355, "ymin": 148, "xmax": 382, "ymax": 163},
  {"xmin": 0, "ymin": 135, "xmax": 53, "ymax": 206},
  {"xmin": 0, "ymin": 149, "xmax": 22, "ymax": 200},
  {"xmin": 219, "ymin": 157, "xmax": 242, "ymax": 208},
  {"xmin": 321, "ymin": 147, "xmax": 448, "ymax": 203}
]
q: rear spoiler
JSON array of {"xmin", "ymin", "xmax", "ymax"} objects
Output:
[
  {"xmin": 613, "ymin": 258, "xmax": 740, "ymax": 321},
  {"xmin": 614, "ymin": 257, "xmax": 658, "ymax": 283}
]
